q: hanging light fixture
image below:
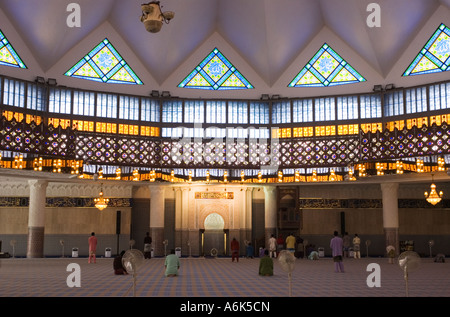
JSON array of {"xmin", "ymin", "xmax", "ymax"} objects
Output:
[
  {"xmin": 425, "ymin": 174, "xmax": 443, "ymax": 205},
  {"xmin": 94, "ymin": 184, "xmax": 109, "ymax": 211},
  {"xmin": 140, "ymin": 1, "xmax": 174, "ymax": 33}
]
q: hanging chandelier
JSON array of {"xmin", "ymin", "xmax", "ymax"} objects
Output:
[
  {"xmin": 140, "ymin": 1, "xmax": 174, "ymax": 33},
  {"xmin": 424, "ymin": 175, "xmax": 443, "ymax": 205},
  {"xmin": 94, "ymin": 184, "xmax": 109, "ymax": 211}
]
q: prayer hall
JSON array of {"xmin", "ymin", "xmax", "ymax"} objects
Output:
[{"xmin": 0, "ymin": 0, "xmax": 449, "ymax": 301}]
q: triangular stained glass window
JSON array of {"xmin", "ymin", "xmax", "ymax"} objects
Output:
[
  {"xmin": 403, "ymin": 23, "xmax": 450, "ymax": 76},
  {"xmin": 288, "ymin": 43, "xmax": 366, "ymax": 87},
  {"xmin": 178, "ymin": 48, "xmax": 254, "ymax": 90},
  {"xmin": 65, "ymin": 38, "xmax": 143, "ymax": 85},
  {"xmin": 0, "ymin": 30, "xmax": 27, "ymax": 69}
]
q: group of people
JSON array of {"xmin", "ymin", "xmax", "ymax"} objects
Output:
[
  {"xmin": 330, "ymin": 231, "xmax": 364, "ymax": 273},
  {"xmin": 231, "ymin": 237, "xmax": 273, "ymax": 276},
  {"xmin": 268, "ymin": 233, "xmax": 305, "ymax": 258},
  {"xmin": 112, "ymin": 232, "xmax": 180, "ymax": 277},
  {"xmin": 342, "ymin": 232, "xmax": 361, "ymax": 259},
  {"xmin": 90, "ymin": 230, "xmax": 364, "ymax": 277}
]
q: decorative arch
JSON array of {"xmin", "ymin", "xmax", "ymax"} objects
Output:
[
  {"xmin": 197, "ymin": 202, "xmax": 231, "ymax": 230},
  {"xmin": 204, "ymin": 213, "xmax": 225, "ymax": 230}
]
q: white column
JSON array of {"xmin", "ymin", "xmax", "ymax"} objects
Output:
[
  {"xmin": 264, "ymin": 186, "xmax": 277, "ymax": 228},
  {"xmin": 245, "ymin": 187, "xmax": 253, "ymax": 231},
  {"xmin": 149, "ymin": 185, "xmax": 165, "ymax": 256},
  {"xmin": 174, "ymin": 186, "xmax": 190, "ymax": 254},
  {"xmin": 264, "ymin": 185, "xmax": 277, "ymax": 249},
  {"xmin": 27, "ymin": 180, "xmax": 48, "ymax": 258},
  {"xmin": 181, "ymin": 187, "xmax": 189, "ymax": 230},
  {"xmin": 381, "ymin": 183, "xmax": 399, "ymax": 255},
  {"xmin": 174, "ymin": 187, "xmax": 182, "ymax": 230}
]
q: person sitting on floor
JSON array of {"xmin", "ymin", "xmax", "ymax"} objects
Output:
[
  {"xmin": 308, "ymin": 250, "xmax": 319, "ymax": 260},
  {"xmin": 165, "ymin": 249, "xmax": 180, "ymax": 277},
  {"xmin": 259, "ymin": 249, "xmax": 273, "ymax": 276},
  {"xmin": 113, "ymin": 250, "xmax": 128, "ymax": 275}
]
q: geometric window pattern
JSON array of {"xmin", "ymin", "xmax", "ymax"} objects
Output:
[
  {"xmin": 0, "ymin": 30, "xmax": 27, "ymax": 69},
  {"xmin": 68, "ymin": 123, "xmax": 450, "ymax": 169},
  {"xmin": 288, "ymin": 43, "xmax": 366, "ymax": 87},
  {"xmin": 178, "ymin": 48, "xmax": 254, "ymax": 90},
  {"xmin": 0, "ymin": 115, "xmax": 76, "ymax": 157},
  {"xmin": 64, "ymin": 38, "xmax": 143, "ymax": 85},
  {"xmin": 360, "ymin": 123, "xmax": 450, "ymax": 161},
  {"xmin": 403, "ymin": 23, "xmax": 450, "ymax": 77},
  {"xmin": 1, "ymin": 115, "xmax": 450, "ymax": 170}
]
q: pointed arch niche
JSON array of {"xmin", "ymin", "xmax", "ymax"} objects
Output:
[{"xmin": 196, "ymin": 195, "xmax": 236, "ymax": 257}]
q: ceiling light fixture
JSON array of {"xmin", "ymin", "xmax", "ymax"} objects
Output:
[
  {"xmin": 425, "ymin": 174, "xmax": 443, "ymax": 205},
  {"xmin": 94, "ymin": 184, "xmax": 109, "ymax": 211},
  {"xmin": 140, "ymin": 1, "xmax": 174, "ymax": 33}
]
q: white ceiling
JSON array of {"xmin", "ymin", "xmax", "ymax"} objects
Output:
[{"xmin": 1, "ymin": 0, "xmax": 450, "ymax": 100}]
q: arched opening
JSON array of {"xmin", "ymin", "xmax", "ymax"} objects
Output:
[{"xmin": 203, "ymin": 213, "xmax": 226, "ymax": 256}]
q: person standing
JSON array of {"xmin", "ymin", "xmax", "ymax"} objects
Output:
[
  {"xmin": 343, "ymin": 232, "xmax": 351, "ymax": 258},
  {"xmin": 285, "ymin": 233, "xmax": 296, "ymax": 253},
  {"xmin": 164, "ymin": 249, "xmax": 180, "ymax": 277},
  {"xmin": 88, "ymin": 232, "xmax": 97, "ymax": 263},
  {"xmin": 330, "ymin": 231, "xmax": 344, "ymax": 273},
  {"xmin": 143, "ymin": 232, "xmax": 152, "ymax": 259},
  {"xmin": 231, "ymin": 237, "xmax": 240, "ymax": 262},
  {"xmin": 276, "ymin": 234, "xmax": 284, "ymax": 255},
  {"xmin": 246, "ymin": 242, "xmax": 254, "ymax": 259},
  {"xmin": 353, "ymin": 233, "xmax": 361, "ymax": 259},
  {"xmin": 259, "ymin": 249, "xmax": 274, "ymax": 276},
  {"xmin": 268, "ymin": 234, "xmax": 277, "ymax": 258}
]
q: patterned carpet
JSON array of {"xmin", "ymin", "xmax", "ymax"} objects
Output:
[{"xmin": 0, "ymin": 254, "xmax": 448, "ymax": 313}]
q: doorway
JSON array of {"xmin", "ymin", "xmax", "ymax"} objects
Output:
[{"xmin": 203, "ymin": 213, "xmax": 226, "ymax": 256}]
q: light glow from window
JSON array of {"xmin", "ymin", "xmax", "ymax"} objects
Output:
[
  {"xmin": 289, "ymin": 43, "xmax": 366, "ymax": 87},
  {"xmin": 65, "ymin": 39, "xmax": 143, "ymax": 85}
]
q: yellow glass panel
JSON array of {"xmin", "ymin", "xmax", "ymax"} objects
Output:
[
  {"xmin": 141, "ymin": 126, "xmax": 149, "ymax": 136},
  {"xmin": 2, "ymin": 111, "xmax": 11, "ymax": 120},
  {"xmin": 327, "ymin": 126, "xmax": 336, "ymax": 135},
  {"xmin": 73, "ymin": 120, "xmax": 94, "ymax": 132},
  {"xmin": 272, "ymin": 128, "xmax": 280, "ymax": 139},
  {"xmin": 315, "ymin": 125, "xmax": 335, "ymax": 136},
  {"xmin": 118, "ymin": 124, "xmax": 139, "ymax": 135},
  {"xmin": 49, "ymin": 118, "xmax": 71, "ymax": 129},
  {"xmin": 96, "ymin": 122, "xmax": 106, "ymax": 133},
  {"xmin": 418, "ymin": 117, "xmax": 427, "ymax": 128},
  {"xmin": 132, "ymin": 125, "xmax": 139, "ymax": 135},
  {"xmin": 430, "ymin": 116, "xmax": 440, "ymax": 126},
  {"xmin": 280, "ymin": 128, "xmax": 291, "ymax": 138},
  {"xmin": 26, "ymin": 115, "xmax": 42, "ymax": 125}
]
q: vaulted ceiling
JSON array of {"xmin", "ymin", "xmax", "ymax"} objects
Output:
[{"xmin": 1, "ymin": 0, "xmax": 450, "ymax": 100}]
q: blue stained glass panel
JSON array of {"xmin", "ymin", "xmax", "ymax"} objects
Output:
[
  {"xmin": 65, "ymin": 38, "xmax": 143, "ymax": 85},
  {"xmin": 404, "ymin": 23, "xmax": 450, "ymax": 76},
  {"xmin": 288, "ymin": 43, "xmax": 366, "ymax": 87},
  {"xmin": 0, "ymin": 30, "xmax": 27, "ymax": 69},
  {"xmin": 178, "ymin": 48, "xmax": 254, "ymax": 90}
]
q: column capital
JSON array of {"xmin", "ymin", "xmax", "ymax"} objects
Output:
[
  {"xmin": 149, "ymin": 185, "xmax": 165, "ymax": 195},
  {"xmin": 263, "ymin": 185, "xmax": 277, "ymax": 194},
  {"xmin": 381, "ymin": 182, "xmax": 399, "ymax": 194},
  {"xmin": 28, "ymin": 179, "xmax": 48, "ymax": 190}
]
